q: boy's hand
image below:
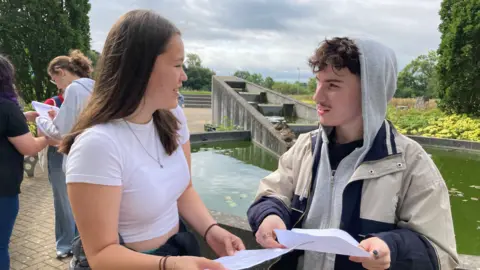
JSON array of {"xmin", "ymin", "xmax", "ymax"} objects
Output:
[
  {"xmin": 349, "ymin": 237, "xmax": 391, "ymax": 269},
  {"xmin": 255, "ymin": 215, "xmax": 287, "ymax": 249}
]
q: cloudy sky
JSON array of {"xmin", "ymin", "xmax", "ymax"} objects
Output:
[{"xmin": 88, "ymin": 0, "xmax": 442, "ymax": 82}]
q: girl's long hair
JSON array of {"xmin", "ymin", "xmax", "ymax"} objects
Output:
[
  {"xmin": 0, "ymin": 55, "xmax": 19, "ymax": 105},
  {"xmin": 59, "ymin": 10, "xmax": 180, "ymax": 155}
]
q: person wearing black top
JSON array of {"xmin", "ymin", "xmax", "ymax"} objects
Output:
[{"xmin": 0, "ymin": 55, "xmax": 53, "ymax": 269}]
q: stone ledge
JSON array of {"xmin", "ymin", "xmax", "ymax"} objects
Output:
[
  {"xmin": 190, "ymin": 130, "xmax": 251, "ymax": 144},
  {"xmin": 212, "ymin": 76, "xmax": 289, "ymax": 155},
  {"xmin": 408, "ymin": 135, "xmax": 480, "ymax": 151}
]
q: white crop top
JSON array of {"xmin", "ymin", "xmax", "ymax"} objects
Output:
[{"xmin": 66, "ymin": 106, "xmax": 191, "ymax": 243}]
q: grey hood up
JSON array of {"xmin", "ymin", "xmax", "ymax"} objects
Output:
[{"xmin": 301, "ymin": 39, "xmax": 398, "ymax": 270}]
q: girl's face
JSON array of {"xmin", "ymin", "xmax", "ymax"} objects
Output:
[
  {"xmin": 50, "ymin": 69, "xmax": 70, "ymax": 91},
  {"xmin": 144, "ymin": 34, "xmax": 188, "ymax": 110}
]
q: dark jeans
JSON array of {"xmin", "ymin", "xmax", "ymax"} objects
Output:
[{"xmin": 0, "ymin": 195, "xmax": 19, "ymax": 270}]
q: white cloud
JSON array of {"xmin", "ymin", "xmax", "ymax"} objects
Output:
[{"xmin": 88, "ymin": 0, "xmax": 442, "ymax": 82}]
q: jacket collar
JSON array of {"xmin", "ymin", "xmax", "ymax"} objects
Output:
[
  {"xmin": 363, "ymin": 120, "xmax": 399, "ymax": 162},
  {"xmin": 314, "ymin": 119, "xmax": 399, "ymax": 162}
]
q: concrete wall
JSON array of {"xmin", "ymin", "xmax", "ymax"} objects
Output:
[
  {"xmin": 212, "ymin": 76, "xmax": 289, "ymax": 156},
  {"xmin": 244, "ymin": 81, "xmax": 318, "ymax": 122}
]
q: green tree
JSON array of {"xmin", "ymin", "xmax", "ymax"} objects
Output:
[
  {"xmin": 86, "ymin": 50, "xmax": 100, "ymax": 69},
  {"xmin": 272, "ymin": 81, "xmax": 309, "ymax": 95},
  {"xmin": 396, "ymin": 51, "xmax": 439, "ymax": 98},
  {"xmin": 185, "ymin": 53, "xmax": 202, "ymax": 68},
  {"xmin": 183, "ymin": 53, "xmax": 215, "ymax": 91},
  {"xmin": 436, "ymin": 0, "xmax": 480, "ymax": 115},
  {"xmin": 233, "ymin": 70, "xmax": 264, "ymax": 85},
  {"xmin": 64, "ymin": 0, "xmax": 91, "ymax": 52},
  {"xmin": 87, "ymin": 50, "xmax": 100, "ymax": 78},
  {"xmin": 263, "ymin": 76, "xmax": 274, "ymax": 89},
  {"xmin": 307, "ymin": 77, "xmax": 316, "ymax": 92},
  {"xmin": 233, "ymin": 70, "xmax": 251, "ymax": 80},
  {"xmin": 0, "ymin": 0, "xmax": 92, "ymax": 103},
  {"xmin": 248, "ymin": 73, "xmax": 264, "ymax": 85}
]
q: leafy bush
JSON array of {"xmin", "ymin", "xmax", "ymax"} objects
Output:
[
  {"xmin": 389, "ymin": 98, "xmax": 437, "ymax": 109},
  {"xmin": 387, "ymin": 106, "xmax": 480, "ymax": 141},
  {"xmin": 23, "ymin": 104, "xmax": 37, "ymax": 136},
  {"xmin": 272, "ymin": 82, "xmax": 311, "ymax": 95}
]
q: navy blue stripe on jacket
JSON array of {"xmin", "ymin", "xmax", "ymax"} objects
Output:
[
  {"xmin": 247, "ymin": 196, "xmax": 292, "ymax": 233},
  {"xmin": 247, "ymin": 122, "xmax": 440, "ymax": 270}
]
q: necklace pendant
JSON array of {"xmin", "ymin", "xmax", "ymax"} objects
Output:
[{"xmin": 160, "ymin": 164, "xmax": 163, "ymax": 168}]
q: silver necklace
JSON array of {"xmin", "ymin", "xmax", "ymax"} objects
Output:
[{"xmin": 123, "ymin": 119, "xmax": 164, "ymax": 168}]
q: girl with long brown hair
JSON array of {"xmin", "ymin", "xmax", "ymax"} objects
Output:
[{"xmin": 60, "ymin": 10, "xmax": 244, "ymax": 269}]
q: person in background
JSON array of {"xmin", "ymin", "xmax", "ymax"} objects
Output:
[
  {"xmin": 178, "ymin": 92, "xmax": 185, "ymax": 108},
  {"xmin": 247, "ymin": 37, "xmax": 458, "ymax": 270},
  {"xmin": 36, "ymin": 49, "xmax": 95, "ymax": 154},
  {"xmin": 0, "ymin": 54, "xmax": 54, "ymax": 269},
  {"xmin": 43, "ymin": 87, "xmax": 73, "ymax": 259},
  {"xmin": 58, "ymin": 10, "xmax": 244, "ymax": 270},
  {"xmin": 36, "ymin": 50, "xmax": 95, "ymax": 258}
]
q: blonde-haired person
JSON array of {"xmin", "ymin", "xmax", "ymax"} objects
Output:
[{"xmin": 36, "ymin": 49, "xmax": 95, "ymax": 258}]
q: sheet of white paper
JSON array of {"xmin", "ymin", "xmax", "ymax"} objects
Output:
[
  {"xmin": 275, "ymin": 228, "xmax": 370, "ymax": 258},
  {"xmin": 31, "ymin": 101, "xmax": 59, "ymax": 118},
  {"xmin": 214, "ymin": 244, "xmax": 303, "ymax": 270}
]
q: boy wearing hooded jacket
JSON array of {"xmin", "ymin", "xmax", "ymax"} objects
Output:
[{"xmin": 247, "ymin": 37, "xmax": 459, "ymax": 270}]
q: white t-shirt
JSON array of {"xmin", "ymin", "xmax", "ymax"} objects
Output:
[{"xmin": 66, "ymin": 106, "xmax": 190, "ymax": 243}]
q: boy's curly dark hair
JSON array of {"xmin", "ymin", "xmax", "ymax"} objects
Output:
[{"xmin": 308, "ymin": 37, "xmax": 361, "ymax": 76}]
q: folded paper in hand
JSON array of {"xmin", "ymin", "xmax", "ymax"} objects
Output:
[
  {"xmin": 31, "ymin": 101, "xmax": 59, "ymax": 118},
  {"xmin": 213, "ymin": 228, "xmax": 369, "ymax": 270}
]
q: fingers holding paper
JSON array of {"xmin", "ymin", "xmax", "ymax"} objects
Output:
[
  {"xmin": 206, "ymin": 225, "xmax": 246, "ymax": 257},
  {"xmin": 349, "ymin": 237, "xmax": 391, "ymax": 269},
  {"xmin": 24, "ymin": 111, "xmax": 39, "ymax": 122},
  {"xmin": 255, "ymin": 215, "xmax": 287, "ymax": 249},
  {"xmin": 48, "ymin": 109, "xmax": 57, "ymax": 120}
]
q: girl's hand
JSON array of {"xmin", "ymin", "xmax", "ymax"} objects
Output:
[
  {"xmin": 205, "ymin": 224, "xmax": 246, "ymax": 256},
  {"xmin": 165, "ymin": 256, "xmax": 226, "ymax": 270}
]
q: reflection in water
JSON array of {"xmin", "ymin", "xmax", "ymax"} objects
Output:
[
  {"xmin": 191, "ymin": 142, "xmax": 480, "ymax": 255},
  {"xmin": 191, "ymin": 141, "xmax": 277, "ymax": 218},
  {"xmin": 192, "ymin": 141, "xmax": 278, "ymax": 172}
]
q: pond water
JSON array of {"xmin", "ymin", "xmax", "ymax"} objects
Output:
[
  {"xmin": 191, "ymin": 142, "xmax": 480, "ymax": 256},
  {"xmin": 191, "ymin": 141, "xmax": 276, "ymax": 218},
  {"xmin": 424, "ymin": 147, "xmax": 480, "ymax": 256}
]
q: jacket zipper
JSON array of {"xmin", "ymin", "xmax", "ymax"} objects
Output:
[
  {"xmin": 331, "ymin": 170, "xmax": 336, "ymax": 187},
  {"xmin": 327, "ymin": 169, "xmax": 336, "ymax": 228}
]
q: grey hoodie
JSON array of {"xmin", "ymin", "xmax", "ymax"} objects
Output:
[
  {"xmin": 301, "ymin": 39, "xmax": 398, "ymax": 270},
  {"xmin": 36, "ymin": 78, "xmax": 94, "ymax": 170}
]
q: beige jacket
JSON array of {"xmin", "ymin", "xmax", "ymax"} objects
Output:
[{"xmin": 248, "ymin": 126, "xmax": 459, "ymax": 270}]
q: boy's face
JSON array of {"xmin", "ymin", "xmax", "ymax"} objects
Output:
[{"xmin": 313, "ymin": 66, "xmax": 363, "ymax": 128}]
